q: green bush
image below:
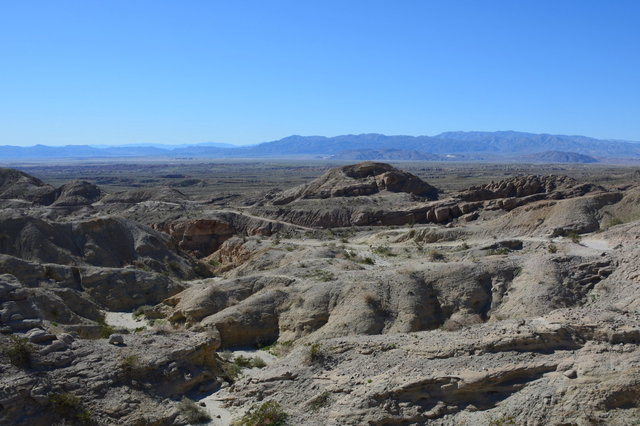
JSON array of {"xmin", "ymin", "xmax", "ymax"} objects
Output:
[
  {"xmin": 5, "ymin": 335, "xmax": 32, "ymax": 368},
  {"xmin": 234, "ymin": 400, "xmax": 288, "ymax": 426}
]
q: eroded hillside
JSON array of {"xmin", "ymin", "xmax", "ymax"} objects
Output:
[{"xmin": 0, "ymin": 163, "xmax": 639, "ymax": 425}]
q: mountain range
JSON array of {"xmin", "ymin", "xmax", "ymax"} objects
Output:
[{"xmin": 1, "ymin": 131, "xmax": 639, "ymax": 162}]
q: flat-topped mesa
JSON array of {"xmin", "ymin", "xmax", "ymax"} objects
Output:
[
  {"xmin": 269, "ymin": 161, "xmax": 438, "ymax": 205},
  {"xmin": 458, "ymin": 174, "xmax": 605, "ymax": 203}
]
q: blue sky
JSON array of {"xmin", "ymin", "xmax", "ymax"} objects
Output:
[{"xmin": 1, "ymin": 0, "xmax": 639, "ymax": 146}]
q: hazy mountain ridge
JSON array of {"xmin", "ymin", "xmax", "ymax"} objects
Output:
[{"xmin": 1, "ymin": 131, "xmax": 639, "ymax": 161}]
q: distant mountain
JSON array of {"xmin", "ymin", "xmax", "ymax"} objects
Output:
[
  {"xmin": 330, "ymin": 149, "xmax": 443, "ymax": 161},
  {"xmin": 1, "ymin": 131, "xmax": 639, "ymax": 161},
  {"xmin": 518, "ymin": 151, "xmax": 599, "ymax": 164},
  {"xmin": 237, "ymin": 132, "xmax": 640, "ymax": 158}
]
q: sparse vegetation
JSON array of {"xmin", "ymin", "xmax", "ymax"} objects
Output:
[
  {"xmin": 566, "ymin": 230, "xmax": 581, "ymax": 243},
  {"xmin": 487, "ymin": 247, "xmax": 510, "ymax": 256},
  {"xmin": 222, "ymin": 362, "xmax": 242, "ymax": 382},
  {"xmin": 50, "ymin": 393, "xmax": 92, "ymax": 424},
  {"xmin": 303, "ymin": 268, "xmax": 336, "ymax": 282},
  {"xmin": 548, "ymin": 243, "xmax": 558, "ymax": 253},
  {"xmin": 307, "ymin": 343, "xmax": 324, "ymax": 363},
  {"xmin": 359, "ymin": 256, "xmax": 375, "ymax": 265},
  {"xmin": 605, "ymin": 216, "xmax": 624, "ymax": 229},
  {"xmin": 263, "ymin": 340, "xmax": 294, "ymax": 357},
  {"xmin": 233, "ymin": 354, "xmax": 267, "ymax": 369},
  {"xmin": 133, "ymin": 305, "xmax": 154, "ymax": 319},
  {"xmin": 429, "ymin": 249, "xmax": 445, "ymax": 261},
  {"xmin": 373, "ymin": 245, "xmax": 396, "ymax": 256},
  {"xmin": 177, "ymin": 397, "xmax": 211, "ymax": 424},
  {"xmin": 307, "ymin": 391, "xmax": 331, "ymax": 411},
  {"xmin": 234, "ymin": 400, "xmax": 288, "ymax": 426},
  {"xmin": 219, "ymin": 350, "xmax": 233, "ymax": 361},
  {"xmin": 5, "ymin": 335, "xmax": 32, "ymax": 368}
]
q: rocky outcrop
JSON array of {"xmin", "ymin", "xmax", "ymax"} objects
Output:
[
  {"xmin": 0, "ymin": 168, "xmax": 56, "ymax": 205},
  {"xmin": 222, "ymin": 309, "xmax": 640, "ymax": 425},
  {"xmin": 52, "ymin": 180, "xmax": 103, "ymax": 206},
  {"xmin": 0, "ymin": 215, "xmax": 199, "ymax": 279},
  {"xmin": 267, "ymin": 161, "xmax": 438, "ymax": 205},
  {"xmin": 0, "ymin": 328, "xmax": 223, "ymax": 426},
  {"xmin": 154, "ymin": 219, "xmax": 235, "ymax": 258},
  {"xmin": 101, "ymin": 187, "xmax": 189, "ymax": 203},
  {"xmin": 459, "ymin": 175, "xmax": 604, "ymax": 203}
]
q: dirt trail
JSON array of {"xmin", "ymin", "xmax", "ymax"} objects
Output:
[{"xmin": 199, "ymin": 349, "xmax": 277, "ymax": 426}]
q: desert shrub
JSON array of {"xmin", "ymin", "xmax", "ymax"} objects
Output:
[
  {"xmin": 99, "ymin": 324, "xmax": 116, "ymax": 339},
  {"xmin": 120, "ymin": 355, "xmax": 140, "ymax": 371},
  {"xmin": 264, "ymin": 341, "xmax": 293, "ymax": 357},
  {"xmin": 120, "ymin": 354, "xmax": 146, "ymax": 382},
  {"xmin": 133, "ymin": 305, "xmax": 153, "ymax": 318},
  {"xmin": 605, "ymin": 217, "xmax": 624, "ymax": 229},
  {"xmin": 487, "ymin": 248, "xmax": 510, "ymax": 256},
  {"xmin": 207, "ymin": 258, "xmax": 220, "ymax": 267},
  {"xmin": 219, "ymin": 350, "xmax": 233, "ymax": 361},
  {"xmin": 50, "ymin": 393, "xmax": 92, "ymax": 424},
  {"xmin": 232, "ymin": 354, "xmax": 267, "ymax": 369},
  {"xmin": 429, "ymin": 249, "xmax": 445, "ymax": 261},
  {"xmin": 234, "ymin": 400, "xmax": 288, "ymax": 426},
  {"xmin": 222, "ymin": 362, "xmax": 242, "ymax": 382},
  {"xmin": 251, "ymin": 356, "xmax": 266, "ymax": 368},
  {"xmin": 307, "ymin": 391, "xmax": 331, "ymax": 411},
  {"xmin": 373, "ymin": 245, "xmax": 395, "ymax": 256},
  {"xmin": 177, "ymin": 397, "xmax": 211, "ymax": 424},
  {"xmin": 303, "ymin": 269, "xmax": 335, "ymax": 282},
  {"xmin": 548, "ymin": 243, "xmax": 558, "ymax": 253},
  {"xmin": 234, "ymin": 355, "xmax": 253, "ymax": 368},
  {"xmin": 307, "ymin": 343, "xmax": 324, "ymax": 363},
  {"xmin": 487, "ymin": 414, "xmax": 517, "ymax": 425},
  {"xmin": 566, "ymin": 230, "xmax": 581, "ymax": 243},
  {"xmin": 5, "ymin": 335, "xmax": 32, "ymax": 368},
  {"xmin": 359, "ymin": 256, "xmax": 375, "ymax": 265}
]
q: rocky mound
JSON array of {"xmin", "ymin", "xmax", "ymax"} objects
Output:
[
  {"xmin": 0, "ymin": 168, "xmax": 56, "ymax": 205},
  {"xmin": 52, "ymin": 180, "xmax": 103, "ymax": 206},
  {"xmin": 101, "ymin": 187, "xmax": 189, "ymax": 203},
  {"xmin": 267, "ymin": 162, "xmax": 438, "ymax": 205}
]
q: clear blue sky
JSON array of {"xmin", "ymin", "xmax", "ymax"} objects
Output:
[{"xmin": 1, "ymin": 0, "xmax": 639, "ymax": 146}]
